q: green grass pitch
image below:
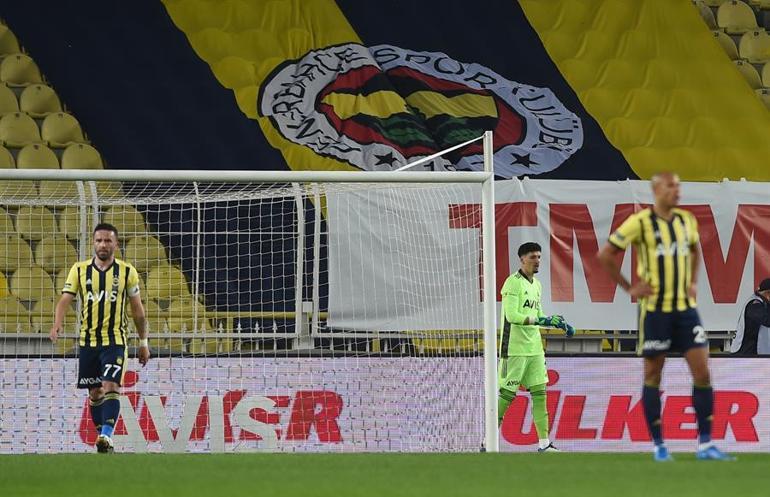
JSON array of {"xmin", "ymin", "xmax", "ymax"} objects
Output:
[{"xmin": 0, "ymin": 453, "xmax": 766, "ymax": 497}]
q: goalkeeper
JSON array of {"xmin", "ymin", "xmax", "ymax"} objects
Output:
[{"xmin": 498, "ymin": 242, "xmax": 575, "ymax": 452}]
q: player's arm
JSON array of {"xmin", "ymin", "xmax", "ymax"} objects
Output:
[
  {"xmin": 50, "ymin": 264, "xmax": 80, "ymax": 342},
  {"xmin": 598, "ymin": 213, "xmax": 651, "ymax": 298},
  {"xmin": 127, "ymin": 267, "xmax": 150, "ymax": 366},
  {"xmin": 49, "ymin": 292, "xmax": 75, "ymax": 342},
  {"xmin": 687, "ymin": 212, "xmax": 700, "ymax": 300},
  {"xmin": 502, "ymin": 290, "xmax": 537, "ymax": 325}
]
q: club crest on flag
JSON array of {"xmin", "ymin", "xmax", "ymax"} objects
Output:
[{"xmin": 259, "ymin": 43, "xmax": 583, "ymax": 178}]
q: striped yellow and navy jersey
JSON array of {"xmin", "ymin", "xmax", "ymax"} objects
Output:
[
  {"xmin": 62, "ymin": 258, "xmax": 141, "ymax": 347},
  {"xmin": 608, "ymin": 207, "xmax": 699, "ymax": 313}
]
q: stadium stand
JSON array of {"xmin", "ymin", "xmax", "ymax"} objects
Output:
[
  {"xmin": 15, "ymin": 206, "xmax": 56, "ymax": 241},
  {"xmin": 0, "ymin": 145, "xmax": 13, "ymax": 167},
  {"xmin": 34, "ymin": 236, "xmax": 78, "ymax": 273},
  {"xmin": 0, "ymin": 22, "xmax": 20, "ymax": 55},
  {"xmin": 0, "ymin": 53, "xmax": 42, "ymax": 87},
  {"xmin": 9, "ymin": 265, "xmax": 55, "ymax": 302},
  {"xmin": 19, "ymin": 84, "xmax": 62, "ymax": 117},
  {"xmin": 61, "ymin": 143, "xmax": 102, "ymax": 169},
  {"xmin": 0, "ymin": 235, "xmax": 34, "ymax": 273},
  {"xmin": 0, "ymin": 84, "xmax": 19, "ymax": 115},
  {"xmin": 0, "ymin": 112, "xmax": 40, "ymax": 147},
  {"xmin": 41, "ymin": 112, "xmax": 85, "ymax": 148},
  {"xmin": 16, "ymin": 143, "xmax": 58, "ymax": 169}
]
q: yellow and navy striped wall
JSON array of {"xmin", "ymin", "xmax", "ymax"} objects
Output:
[{"xmin": 4, "ymin": 0, "xmax": 770, "ymax": 181}]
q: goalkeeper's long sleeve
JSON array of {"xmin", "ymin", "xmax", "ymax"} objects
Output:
[{"xmin": 502, "ymin": 292, "xmax": 530, "ymax": 325}]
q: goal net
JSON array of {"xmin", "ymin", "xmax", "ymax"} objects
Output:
[{"xmin": 0, "ymin": 156, "xmax": 496, "ymax": 453}]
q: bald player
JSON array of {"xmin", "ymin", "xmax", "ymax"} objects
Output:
[{"xmin": 598, "ymin": 172, "xmax": 733, "ymax": 461}]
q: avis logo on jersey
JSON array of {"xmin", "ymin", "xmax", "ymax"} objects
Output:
[{"xmin": 86, "ymin": 290, "xmax": 118, "ymax": 302}]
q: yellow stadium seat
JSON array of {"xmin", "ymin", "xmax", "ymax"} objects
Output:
[
  {"xmin": 38, "ymin": 180, "xmax": 80, "ymax": 200},
  {"xmin": 717, "ymin": 1, "xmax": 758, "ymax": 34},
  {"xmin": 19, "ymin": 84, "xmax": 62, "ymax": 117},
  {"xmin": 0, "ymin": 23, "xmax": 21, "ymax": 56},
  {"xmin": 166, "ymin": 296, "xmax": 209, "ymax": 333},
  {"xmin": 713, "ymin": 30, "xmax": 740, "ymax": 60},
  {"xmin": 124, "ymin": 235, "xmax": 167, "ymax": 273},
  {"xmin": 0, "ymin": 145, "xmax": 13, "ymax": 168},
  {"xmin": 58, "ymin": 205, "xmax": 92, "ymax": 241},
  {"xmin": 103, "ymin": 205, "xmax": 147, "ymax": 237},
  {"xmin": 0, "ymin": 112, "xmax": 41, "ymax": 147},
  {"xmin": 0, "ymin": 269, "xmax": 8, "ymax": 297},
  {"xmin": 0, "ymin": 53, "xmax": 43, "ymax": 87},
  {"xmin": 0, "ymin": 207, "xmax": 14, "ymax": 235},
  {"xmin": 35, "ymin": 235, "xmax": 78, "ymax": 273},
  {"xmin": 739, "ymin": 30, "xmax": 770, "ymax": 63},
  {"xmin": 15, "ymin": 205, "xmax": 57, "ymax": 241},
  {"xmin": 146, "ymin": 265, "xmax": 190, "ymax": 300},
  {"xmin": 10, "ymin": 265, "xmax": 55, "ymax": 302},
  {"xmin": 704, "ymin": 0, "xmax": 729, "ymax": 5},
  {"xmin": 41, "ymin": 112, "xmax": 85, "ymax": 148},
  {"xmin": 694, "ymin": 1, "xmax": 718, "ymax": 29},
  {"xmin": 30, "ymin": 297, "xmax": 76, "ymax": 333},
  {"xmin": 734, "ymin": 59, "xmax": 763, "ymax": 88},
  {"xmin": 749, "ymin": 0, "xmax": 770, "ymax": 8},
  {"xmin": 61, "ymin": 143, "xmax": 103, "ymax": 169},
  {"xmin": 0, "ymin": 234, "xmax": 34, "ymax": 272},
  {"xmin": 761, "ymin": 61, "xmax": 770, "ymax": 85},
  {"xmin": 0, "ymin": 84, "xmax": 19, "ymax": 116},
  {"xmin": 755, "ymin": 88, "xmax": 770, "ymax": 108},
  {"xmin": 0, "ymin": 180, "xmax": 35, "ymax": 199},
  {"xmin": 16, "ymin": 143, "xmax": 59, "ymax": 169},
  {"xmin": 0, "ymin": 296, "xmax": 30, "ymax": 333},
  {"xmin": 54, "ymin": 267, "xmax": 68, "ymax": 294},
  {"xmin": 128, "ymin": 298, "xmax": 167, "ymax": 337}
]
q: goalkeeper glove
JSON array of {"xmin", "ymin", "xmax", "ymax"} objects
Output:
[
  {"xmin": 565, "ymin": 323, "xmax": 576, "ymax": 338},
  {"xmin": 536, "ymin": 315, "xmax": 566, "ymax": 329}
]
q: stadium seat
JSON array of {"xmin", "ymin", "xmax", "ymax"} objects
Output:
[
  {"xmin": 15, "ymin": 206, "xmax": 57, "ymax": 241},
  {"xmin": 0, "ymin": 180, "xmax": 35, "ymax": 199},
  {"xmin": 103, "ymin": 205, "xmax": 147, "ymax": 237},
  {"xmin": 166, "ymin": 296, "xmax": 209, "ymax": 332},
  {"xmin": 145, "ymin": 265, "xmax": 191, "ymax": 300},
  {"xmin": 41, "ymin": 112, "xmax": 85, "ymax": 148},
  {"xmin": 19, "ymin": 84, "xmax": 62, "ymax": 117},
  {"xmin": 0, "ymin": 53, "xmax": 43, "ymax": 87},
  {"xmin": 717, "ymin": 1, "xmax": 759, "ymax": 34},
  {"xmin": 30, "ymin": 297, "xmax": 76, "ymax": 333},
  {"xmin": 0, "ymin": 23, "xmax": 21, "ymax": 56},
  {"xmin": 734, "ymin": 59, "xmax": 763, "ymax": 88},
  {"xmin": 0, "ymin": 234, "xmax": 34, "ymax": 272},
  {"xmin": 0, "ymin": 296, "xmax": 30, "ymax": 333},
  {"xmin": 738, "ymin": 30, "xmax": 770, "ymax": 63},
  {"xmin": 0, "ymin": 207, "xmax": 14, "ymax": 235},
  {"xmin": 755, "ymin": 88, "xmax": 770, "ymax": 108},
  {"xmin": 128, "ymin": 298, "xmax": 167, "ymax": 348},
  {"xmin": 54, "ymin": 267, "xmax": 68, "ymax": 294},
  {"xmin": 61, "ymin": 143, "xmax": 103, "ymax": 169},
  {"xmin": 0, "ymin": 270, "xmax": 8, "ymax": 297},
  {"xmin": 0, "ymin": 84, "xmax": 19, "ymax": 116},
  {"xmin": 58, "ymin": 205, "xmax": 92, "ymax": 241},
  {"xmin": 34, "ymin": 235, "xmax": 78, "ymax": 273},
  {"xmin": 749, "ymin": 0, "xmax": 770, "ymax": 9},
  {"xmin": 123, "ymin": 235, "xmax": 167, "ymax": 273},
  {"xmin": 0, "ymin": 145, "xmax": 14, "ymax": 168},
  {"xmin": 693, "ymin": 1, "xmax": 718, "ymax": 29},
  {"xmin": 0, "ymin": 112, "xmax": 41, "ymax": 147},
  {"xmin": 38, "ymin": 180, "xmax": 80, "ymax": 200},
  {"xmin": 703, "ymin": 0, "xmax": 729, "ymax": 6},
  {"xmin": 761, "ymin": 61, "xmax": 770, "ymax": 86},
  {"xmin": 10, "ymin": 265, "xmax": 56, "ymax": 302},
  {"xmin": 16, "ymin": 143, "xmax": 59, "ymax": 169},
  {"xmin": 712, "ymin": 30, "xmax": 740, "ymax": 60}
]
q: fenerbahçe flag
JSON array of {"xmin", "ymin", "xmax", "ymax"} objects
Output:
[{"xmin": 162, "ymin": 0, "xmax": 635, "ymax": 180}]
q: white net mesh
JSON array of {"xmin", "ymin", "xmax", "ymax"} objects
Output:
[{"xmin": 0, "ymin": 174, "xmax": 491, "ymax": 453}]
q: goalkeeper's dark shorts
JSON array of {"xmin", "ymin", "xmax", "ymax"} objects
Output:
[{"xmin": 638, "ymin": 308, "xmax": 707, "ymax": 357}]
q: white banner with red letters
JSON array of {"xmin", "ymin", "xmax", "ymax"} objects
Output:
[
  {"xmin": 0, "ymin": 357, "xmax": 767, "ymax": 453},
  {"xmin": 327, "ymin": 178, "xmax": 770, "ymax": 330}
]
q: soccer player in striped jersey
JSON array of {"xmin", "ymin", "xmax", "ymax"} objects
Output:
[
  {"xmin": 50, "ymin": 223, "xmax": 150, "ymax": 453},
  {"xmin": 598, "ymin": 172, "xmax": 733, "ymax": 461},
  {"xmin": 498, "ymin": 242, "xmax": 575, "ymax": 452}
]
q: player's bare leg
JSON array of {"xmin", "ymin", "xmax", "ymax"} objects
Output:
[
  {"xmin": 95, "ymin": 381, "xmax": 120, "ymax": 454},
  {"xmin": 684, "ymin": 347, "xmax": 735, "ymax": 461},
  {"xmin": 642, "ymin": 355, "xmax": 671, "ymax": 461}
]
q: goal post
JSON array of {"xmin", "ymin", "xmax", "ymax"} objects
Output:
[{"xmin": 0, "ymin": 132, "xmax": 498, "ymax": 453}]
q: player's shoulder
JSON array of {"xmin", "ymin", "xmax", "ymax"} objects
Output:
[
  {"xmin": 672, "ymin": 207, "xmax": 697, "ymax": 222},
  {"xmin": 71, "ymin": 259, "xmax": 92, "ymax": 270},
  {"xmin": 115, "ymin": 258, "xmax": 138, "ymax": 273}
]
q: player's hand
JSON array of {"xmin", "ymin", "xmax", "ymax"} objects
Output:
[
  {"xmin": 537, "ymin": 315, "xmax": 566, "ymax": 329},
  {"xmin": 49, "ymin": 324, "xmax": 60, "ymax": 342},
  {"xmin": 629, "ymin": 281, "xmax": 653, "ymax": 298},
  {"xmin": 565, "ymin": 323, "xmax": 576, "ymax": 337},
  {"xmin": 137, "ymin": 345, "xmax": 150, "ymax": 367},
  {"xmin": 688, "ymin": 283, "xmax": 697, "ymax": 300}
]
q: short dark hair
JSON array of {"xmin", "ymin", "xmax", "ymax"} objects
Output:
[
  {"xmin": 93, "ymin": 223, "xmax": 119, "ymax": 239},
  {"xmin": 518, "ymin": 242, "xmax": 541, "ymax": 257}
]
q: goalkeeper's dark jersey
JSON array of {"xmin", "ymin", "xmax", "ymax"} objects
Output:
[{"xmin": 608, "ymin": 207, "xmax": 699, "ymax": 313}]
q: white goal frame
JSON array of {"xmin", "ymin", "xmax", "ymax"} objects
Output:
[{"xmin": 0, "ymin": 131, "xmax": 498, "ymax": 452}]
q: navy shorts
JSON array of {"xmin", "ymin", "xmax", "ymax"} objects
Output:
[
  {"xmin": 639, "ymin": 308, "xmax": 708, "ymax": 356},
  {"xmin": 77, "ymin": 345, "xmax": 128, "ymax": 389}
]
